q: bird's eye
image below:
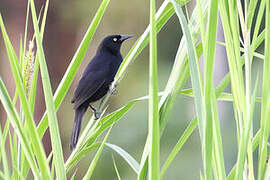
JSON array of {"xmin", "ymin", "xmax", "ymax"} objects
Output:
[{"xmin": 113, "ymin": 37, "xmax": 118, "ymax": 42}]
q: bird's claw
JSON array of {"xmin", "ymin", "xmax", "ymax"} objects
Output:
[
  {"xmin": 94, "ymin": 111, "xmax": 102, "ymax": 120},
  {"xmin": 89, "ymin": 104, "xmax": 101, "ymax": 120}
]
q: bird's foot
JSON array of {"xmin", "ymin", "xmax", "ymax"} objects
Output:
[
  {"xmin": 94, "ymin": 111, "xmax": 102, "ymax": 120},
  {"xmin": 89, "ymin": 104, "xmax": 101, "ymax": 120},
  {"xmin": 109, "ymin": 85, "xmax": 118, "ymax": 95}
]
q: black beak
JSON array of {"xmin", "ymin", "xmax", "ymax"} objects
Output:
[{"xmin": 120, "ymin": 35, "xmax": 133, "ymax": 42}]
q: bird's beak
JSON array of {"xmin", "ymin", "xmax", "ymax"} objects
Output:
[{"xmin": 120, "ymin": 35, "xmax": 133, "ymax": 42}]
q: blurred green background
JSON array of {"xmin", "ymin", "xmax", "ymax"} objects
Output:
[{"xmin": 0, "ymin": 0, "xmax": 262, "ymax": 179}]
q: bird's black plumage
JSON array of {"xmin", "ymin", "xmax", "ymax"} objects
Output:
[{"xmin": 70, "ymin": 34, "xmax": 132, "ymax": 150}]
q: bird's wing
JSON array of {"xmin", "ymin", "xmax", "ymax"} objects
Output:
[{"xmin": 72, "ymin": 70, "xmax": 107, "ymax": 109}]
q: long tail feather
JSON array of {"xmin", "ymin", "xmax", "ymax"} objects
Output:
[{"xmin": 70, "ymin": 107, "xmax": 87, "ymax": 150}]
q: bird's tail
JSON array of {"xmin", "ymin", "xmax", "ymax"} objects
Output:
[{"xmin": 70, "ymin": 107, "xmax": 87, "ymax": 150}]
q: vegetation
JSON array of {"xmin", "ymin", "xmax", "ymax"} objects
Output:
[{"xmin": 0, "ymin": 0, "xmax": 269, "ymax": 179}]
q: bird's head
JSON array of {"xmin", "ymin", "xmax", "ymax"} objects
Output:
[{"xmin": 97, "ymin": 34, "xmax": 133, "ymax": 55}]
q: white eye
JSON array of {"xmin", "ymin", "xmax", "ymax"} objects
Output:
[{"xmin": 113, "ymin": 37, "xmax": 118, "ymax": 42}]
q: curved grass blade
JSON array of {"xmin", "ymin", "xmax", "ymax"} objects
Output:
[
  {"xmin": 171, "ymin": 0, "xmax": 204, "ymax": 157},
  {"xmin": 106, "ymin": 143, "xmax": 140, "ymax": 174}
]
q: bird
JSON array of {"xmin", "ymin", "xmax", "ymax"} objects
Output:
[{"xmin": 70, "ymin": 34, "xmax": 132, "ymax": 150}]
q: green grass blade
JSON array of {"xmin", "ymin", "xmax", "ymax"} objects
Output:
[
  {"xmin": 227, "ymin": 130, "xmax": 261, "ymax": 179},
  {"xmin": 0, "ymin": 13, "xmax": 51, "ymax": 179},
  {"xmin": 23, "ymin": 0, "xmax": 30, "ymax": 59},
  {"xmin": 219, "ymin": 4, "xmax": 247, "ymax": 179},
  {"xmin": 172, "ymin": 0, "xmax": 219, "ymax": 179},
  {"xmin": 10, "ymin": 132, "xmax": 18, "ymax": 179},
  {"xmin": 29, "ymin": 0, "xmax": 66, "ymax": 179},
  {"xmin": 112, "ymin": 155, "xmax": 122, "ymax": 180},
  {"xmin": 148, "ymin": 0, "xmax": 160, "ymax": 179},
  {"xmin": 82, "ymin": 127, "xmax": 112, "ymax": 180},
  {"xmin": 0, "ymin": 127, "xmax": 10, "ymax": 179},
  {"xmin": 258, "ymin": 0, "xmax": 270, "ymax": 178},
  {"xmin": 179, "ymin": 89, "xmax": 261, "ymax": 102},
  {"xmin": 203, "ymin": 0, "xmax": 226, "ymax": 178},
  {"xmin": 28, "ymin": 0, "xmax": 49, "ymax": 112},
  {"xmin": 159, "ymin": 43, "xmax": 203, "ymax": 134},
  {"xmin": 220, "ymin": 0, "xmax": 245, "ymax": 114},
  {"xmin": 106, "ymin": 143, "xmax": 140, "ymax": 174},
  {"xmin": 160, "ymin": 117, "xmax": 198, "ymax": 178},
  {"xmin": 211, "ymin": 91, "xmax": 226, "ymax": 180},
  {"xmin": 171, "ymin": 0, "xmax": 204, "ymax": 141},
  {"xmin": 37, "ymin": 0, "xmax": 111, "ymax": 139},
  {"xmin": 247, "ymin": 0, "xmax": 258, "ymax": 29},
  {"xmin": 0, "ymin": 78, "xmax": 39, "ymax": 178},
  {"xmin": 251, "ymin": 0, "xmax": 265, "ymax": 46},
  {"xmin": 234, "ymin": 75, "xmax": 259, "ymax": 180}
]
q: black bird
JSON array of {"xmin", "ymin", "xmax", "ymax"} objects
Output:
[{"xmin": 70, "ymin": 34, "xmax": 132, "ymax": 150}]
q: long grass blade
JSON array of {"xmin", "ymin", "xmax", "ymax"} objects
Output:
[
  {"xmin": 258, "ymin": 0, "xmax": 270, "ymax": 178},
  {"xmin": 203, "ymin": 0, "xmax": 226, "ymax": 178},
  {"xmin": 29, "ymin": 0, "xmax": 66, "ymax": 179},
  {"xmin": 148, "ymin": 0, "xmax": 160, "ymax": 179}
]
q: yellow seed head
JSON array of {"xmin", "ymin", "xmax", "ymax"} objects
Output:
[{"xmin": 24, "ymin": 41, "xmax": 35, "ymax": 96}]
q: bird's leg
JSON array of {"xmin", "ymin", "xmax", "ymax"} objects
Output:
[
  {"xmin": 109, "ymin": 84, "xmax": 118, "ymax": 95},
  {"xmin": 89, "ymin": 104, "xmax": 101, "ymax": 120}
]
